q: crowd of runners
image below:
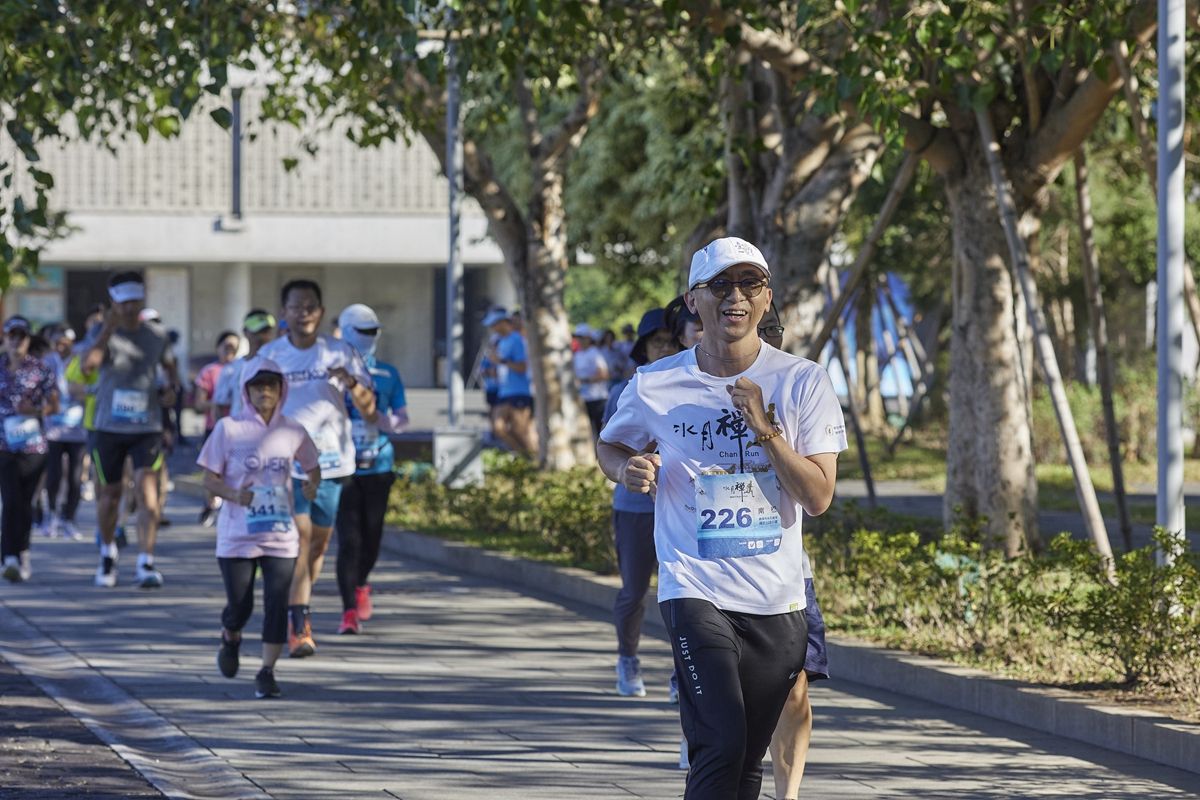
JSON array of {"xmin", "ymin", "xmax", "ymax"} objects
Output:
[{"xmin": 1, "ymin": 236, "xmax": 842, "ymax": 798}]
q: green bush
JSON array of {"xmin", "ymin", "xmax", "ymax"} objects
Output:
[
  {"xmin": 388, "ymin": 453, "xmax": 617, "ymax": 573},
  {"xmin": 809, "ymin": 504, "xmax": 1200, "ymax": 701},
  {"xmin": 1021, "ymin": 529, "xmax": 1200, "ymax": 685}
]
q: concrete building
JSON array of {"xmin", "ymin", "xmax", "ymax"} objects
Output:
[{"xmin": 2, "ymin": 88, "xmax": 514, "ymax": 387}]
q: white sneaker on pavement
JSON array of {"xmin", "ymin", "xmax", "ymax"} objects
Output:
[
  {"xmin": 61, "ymin": 520, "xmax": 83, "ymax": 541},
  {"xmin": 18, "ymin": 550, "xmax": 31, "ymax": 581},
  {"xmin": 135, "ymin": 554, "xmax": 163, "ymax": 589},
  {"xmin": 95, "ymin": 547, "xmax": 118, "ymax": 587},
  {"xmin": 615, "ymin": 655, "xmax": 647, "ymax": 697}
]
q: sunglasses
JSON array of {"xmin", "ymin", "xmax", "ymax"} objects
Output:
[
  {"xmin": 4, "ymin": 329, "xmax": 29, "ymax": 340},
  {"xmin": 353, "ymin": 326, "xmax": 379, "ymax": 337},
  {"xmin": 693, "ymin": 277, "xmax": 768, "ymax": 300}
]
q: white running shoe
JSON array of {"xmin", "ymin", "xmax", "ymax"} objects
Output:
[
  {"xmin": 95, "ymin": 554, "xmax": 118, "ymax": 587},
  {"xmin": 81, "ymin": 481, "xmax": 95, "ymax": 502},
  {"xmin": 135, "ymin": 557, "xmax": 163, "ymax": 589},
  {"xmin": 615, "ymin": 655, "xmax": 647, "ymax": 697},
  {"xmin": 61, "ymin": 520, "xmax": 83, "ymax": 541},
  {"xmin": 17, "ymin": 550, "xmax": 31, "ymax": 581}
]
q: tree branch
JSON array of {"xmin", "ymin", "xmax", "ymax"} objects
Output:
[
  {"xmin": 1019, "ymin": 2, "xmax": 1157, "ymax": 196},
  {"xmin": 533, "ymin": 60, "xmax": 604, "ymax": 168}
]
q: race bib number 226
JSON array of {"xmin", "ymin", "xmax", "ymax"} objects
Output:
[{"xmin": 695, "ymin": 471, "xmax": 782, "ymax": 559}]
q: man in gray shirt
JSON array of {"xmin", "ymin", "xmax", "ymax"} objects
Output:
[{"xmin": 81, "ymin": 272, "xmax": 179, "ymax": 588}]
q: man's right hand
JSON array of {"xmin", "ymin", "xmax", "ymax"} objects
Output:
[{"xmin": 620, "ymin": 453, "xmax": 661, "ymax": 497}]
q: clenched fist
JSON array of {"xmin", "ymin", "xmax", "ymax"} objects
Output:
[{"xmin": 620, "ymin": 452, "xmax": 661, "ymax": 498}]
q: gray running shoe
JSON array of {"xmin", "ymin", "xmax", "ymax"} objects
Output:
[
  {"xmin": 2, "ymin": 556, "xmax": 21, "ymax": 583},
  {"xmin": 616, "ymin": 655, "xmax": 646, "ymax": 697}
]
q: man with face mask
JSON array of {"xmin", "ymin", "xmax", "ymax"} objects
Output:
[{"xmin": 333, "ymin": 304, "xmax": 408, "ymax": 634}]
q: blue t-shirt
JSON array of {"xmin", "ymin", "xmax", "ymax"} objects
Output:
[
  {"xmin": 346, "ymin": 359, "xmax": 407, "ymax": 475},
  {"xmin": 602, "ymin": 379, "xmax": 654, "ymax": 514},
  {"xmin": 497, "ymin": 332, "xmax": 532, "ymax": 399}
]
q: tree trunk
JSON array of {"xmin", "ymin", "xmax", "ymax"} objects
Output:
[
  {"xmin": 525, "ymin": 171, "xmax": 594, "ymax": 470},
  {"xmin": 1075, "ymin": 149, "xmax": 1135, "ymax": 552},
  {"xmin": 977, "ymin": 110, "xmax": 1113, "ymax": 571},
  {"xmin": 857, "ymin": 286, "xmax": 886, "ymax": 432},
  {"xmin": 943, "ymin": 158, "xmax": 1039, "ymax": 554}
]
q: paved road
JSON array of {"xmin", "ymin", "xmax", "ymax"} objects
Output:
[{"xmin": 2, "ymin": 491, "xmax": 1199, "ymax": 799}]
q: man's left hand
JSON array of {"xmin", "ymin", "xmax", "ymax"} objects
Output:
[{"xmin": 726, "ymin": 377, "xmax": 773, "ymax": 437}]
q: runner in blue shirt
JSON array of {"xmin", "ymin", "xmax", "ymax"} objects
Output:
[
  {"xmin": 484, "ymin": 309, "xmax": 537, "ymax": 456},
  {"xmin": 334, "ymin": 304, "xmax": 408, "ymax": 634}
]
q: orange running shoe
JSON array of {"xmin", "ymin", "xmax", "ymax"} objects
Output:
[
  {"xmin": 355, "ymin": 585, "xmax": 373, "ymax": 621},
  {"xmin": 288, "ymin": 617, "xmax": 316, "ymax": 658},
  {"xmin": 338, "ymin": 609, "xmax": 361, "ymax": 635}
]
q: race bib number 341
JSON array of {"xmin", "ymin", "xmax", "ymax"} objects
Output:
[
  {"xmin": 246, "ymin": 486, "xmax": 291, "ymax": 535},
  {"xmin": 695, "ymin": 471, "xmax": 782, "ymax": 559}
]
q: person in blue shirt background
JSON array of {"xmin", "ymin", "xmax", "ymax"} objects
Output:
[
  {"xmin": 484, "ymin": 308, "xmax": 538, "ymax": 457},
  {"xmin": 602, "ymin": 307, "xmax": 679, "ymax": 699},
  {"xmin": 333, "ymin": 304, "xmax": 408, "ymax": 635}
]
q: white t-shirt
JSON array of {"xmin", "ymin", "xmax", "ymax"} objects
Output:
[
  {"xmin": 258, "ymin": 335, "xmax": 373, "ymax": 479},
  {"xmin": 573, "ymin": 347, "xmax": 610, "ymax": 402},
  {"xmin": 600, "ymin": 344, "xmax": 847, "ymax": 615}
]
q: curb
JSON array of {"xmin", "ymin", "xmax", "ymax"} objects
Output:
[
  {"xmin": 0, "ymin": 601, "xmax": 272, "ymax": 800},
  {"xmin": 380, "ymin": 526, "xmax": 1200, "ymax": 777},
  {"xmin": 171, "ymin": 473, "xmax": 1200, "ymax": 775}
]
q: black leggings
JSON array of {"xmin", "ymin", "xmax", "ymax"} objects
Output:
[
  {"xmin": 584, "ymin": 399, "xmax": 606, "ymax": 440},
  {"xmin": 217, "ymin": 556, "xmax": 296, "ymax": 644},
  {"xmin": 336, "ymin": 472, "xmax": 395, "ymax": 611},
  {"xmin": 613, "ymin": 510, "xmax": 656, "ymax": 657},
  {"xmin": 45, "ymin": 440, "xmax": 85, "ymax": 521},
  {"xmin": 662, "ymin": 598, "xmax": 808, "ymax": 800},
  {"xmin": 0, "ymin": 451, "xmax": 48, "ymax": 559}
]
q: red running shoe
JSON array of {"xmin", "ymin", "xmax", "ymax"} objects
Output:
[
  {"xmin": 338, "ymin": 609, "xmax": 361, "ymax": 635},
  {"xmin": 355, "ymin": 585, "xmax": 373, "ymax": 621}
]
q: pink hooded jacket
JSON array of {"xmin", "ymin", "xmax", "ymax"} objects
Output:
[{"xmin": 196, "ymin": 356, "xmax": 320, "ymax": 559}]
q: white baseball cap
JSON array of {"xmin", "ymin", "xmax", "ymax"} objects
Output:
[
  {"xmin": 339, "ymin": 303, "xmax": 380, "ymax": 332},
  {"xmin": 573, "ymin": 323, "xmax": 595, "ymax": 339},
  {"xmin": 688, "ymin": 237, "xmax": 771, "ymax": 289}
]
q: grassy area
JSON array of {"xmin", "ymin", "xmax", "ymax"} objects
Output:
[{"xmin": 840, "ymin": 431, "xmax": 1200, "ymax": 528}]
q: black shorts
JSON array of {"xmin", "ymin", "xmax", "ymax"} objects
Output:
[
  {"xmin": 498, "ymin": 394, "xmax": 534, "ymax": 411},
  {"xmin": 485, "ymin": 388, "xmax": 500, "ymax": 407},
  {"xmin": 91, "ymin": 431, "xmax": 164, "ymax": 486}
]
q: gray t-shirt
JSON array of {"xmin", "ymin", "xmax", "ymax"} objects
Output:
[{"xmin": 87, "ymin": 322, "xmax": 173, "ymax": 434}]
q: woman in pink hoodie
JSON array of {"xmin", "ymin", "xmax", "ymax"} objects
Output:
[{"xmin": 197, "ymin": 357, "xmax": 320, "ymax": 699}]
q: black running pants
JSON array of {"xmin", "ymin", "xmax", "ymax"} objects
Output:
[
  {"xmin": 218, "ymin": 556, "xmax": 296, "ymax": 644},
  {"xmin": 662, "ymin": 597, "xmax": 808, "ymax": 800},
  {"xmin": 0, "ymin": 452, "xmax": 47, "ymax": 559},
  {"xmin": 336, "ymin": 471, "xmax": 395, "ymax": 611},
  {"xmin": 46, "ymin": 440, "xmax": 85, "ymax": 521}
]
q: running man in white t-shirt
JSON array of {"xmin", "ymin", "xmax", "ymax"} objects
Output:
[
  {"xmin": 259, "ymin": 280, "xmax": 376, "ymax": 658},
  {"xmin": 598, "ymin": 237, "xmax": 847, "ymax": 800}
]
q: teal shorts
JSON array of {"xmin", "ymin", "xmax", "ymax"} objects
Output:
[{"xmin": 292, "ymin": 477, "xmax": 344, "ymax": 528}]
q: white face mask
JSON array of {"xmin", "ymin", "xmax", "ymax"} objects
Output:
[{"xmin": 344, "ymin": 328, "xmax": 378, "ymax": 360}]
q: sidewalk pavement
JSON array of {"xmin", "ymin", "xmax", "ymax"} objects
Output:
[{"xmin": 3, "ymin": 490, "xmax": 1200, "ymax": 799}]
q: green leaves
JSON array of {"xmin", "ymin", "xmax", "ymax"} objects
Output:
[{"xmin": 209, "ymin": 107, "xmax": 233, "ymax": 129}]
